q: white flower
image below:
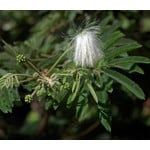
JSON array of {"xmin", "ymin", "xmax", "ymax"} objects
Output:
[{"xmin": 73, "ymin": 26, "xmax": 104, "ymax": 67}]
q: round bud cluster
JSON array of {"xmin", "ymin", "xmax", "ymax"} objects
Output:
[
  {"xmin": 24, "ymin": 94, "xmax": 33, "ymax": 103},
  {"xmin": 16, "ymin": 54, "xmax": 26, "ymax": 63}
]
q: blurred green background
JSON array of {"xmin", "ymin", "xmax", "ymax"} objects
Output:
[{"xmin": 0, "ymin": 10, "xmax": 150, "ymax": 139}]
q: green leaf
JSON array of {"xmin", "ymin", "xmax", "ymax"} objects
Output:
[
  {"xmin": 0, "ymin": 88, "xmax": 20, "ymax": 113},
  {"xmin": 105, "ymin": 42, "xmax": 142, "ymax": 60},
  {"xmin": 103, "ymin": 31, "xmax": 124, "ymax": 50},
  {"xmin": 115, "ymin": 38, "xmax": 139, "ymax": 46},
  {"xmin": 129, "ymin": 65, "xmax": 144, "ymax": 74},
  {"xmin": 100, "ymin": 15, "xmax": 112, "ymax": 30},
  {"xmin": 100, "ymin": 116, "xmax": 111, "ymax": 132},
  {"xmin": 72, "ymin": 80, "xmax": 77, "ymax": 93},
  {"xmin": 67, "ymin": 79, "xmax": 80, "ymax": 107},
  {"xmin": 106, "ymin": 21, "xmax": 120, "ymax": 33},
  {"xmin": 76, "ymin": 103, "xmax": 89, "ymax": 122},
  {"xmin": 107, "ymin": 56, "xmax": 150, "ymax": 66},
  {"xmin": 87, "ymin": 82, "xmax": 98, "ymax": 104},
  {"xmin": 107, "ymin": 63, "xmax": 133, "ymax": 71},
  {"xmin": 102, "ymin": 20, "xmax": 120, "ymax": 37},
  {"xmin": 108, "ymin": 63, "xmax": 144, "ymax": 75},
  {"xmin": 0, "ymin": 73, "xmax": 19, "ymax": 89},
  {"xmin": 103, "ymin": 69, "xmax": 145, "ymax": 99},
  {"xmin": 99, "ymin": 111, "xmax": 111, "ymax": 132},
  {"xmin": 96, "ymin": 90, "xmax": 109, "ymax": 103}
]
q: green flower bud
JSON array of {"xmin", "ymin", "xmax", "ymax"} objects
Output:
[
  {"xmin": 16, "ymin": 54, "xmax": 26, "ymax": 63},
  {"xmin": 25, "ymin": 94, "xmax": 33, "ymax": 103}
]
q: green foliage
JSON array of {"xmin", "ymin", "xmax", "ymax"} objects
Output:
[
  {"xmin": 0, "ymin": 73, "xmax": 19, "ymax": 89},
  {"xmin": 0, "ymin": 88, "xmax": 20, "ymax": 113},
  {"xmin": 107, "ymin": 56, "xmax": 150, "ymax": 66},
  {"xmin": 87, "ymin": 82, "xmax": 99, "ymax": 104},
  {"xmin": 0, "ymin": 12, "xmax": 149, "ymax": 132},
  {"xmin": 105, "ymin": 42, "xmax": 142, "ymax": 60},
  {"xmin": 103, "ymin": 69, "xmax": 145, "ymax": 99}
]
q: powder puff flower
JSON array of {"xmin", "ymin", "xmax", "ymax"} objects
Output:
[{"xmin": 73, "ymin": 26, "xmax": 104, "ymax": 67}]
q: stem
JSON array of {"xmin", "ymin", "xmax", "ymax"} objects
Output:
[
  {"xmin": 47, "ymin": 47, "xmax": 72, "ymax": 75},
  {"xmin": 31, "ymin": 87, "xmax": 39, "ymax": 97},
  {"xmin": 26, "ymin": 59, "xmax": 42, "ymax": 76},
  {"xmin": 16, "ymin": 74, "xmax": 33, "ymax": 78},
  {"xmin": 19, "ymin": 78, "xmax": 35, "ymax": 83}
]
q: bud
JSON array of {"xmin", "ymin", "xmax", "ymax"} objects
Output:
[
  {"xmin": 25, "ymin": 94, "xmax": 33, "ymax": 103},
  {"xmin": 73, "ymin": 26, "xmax": 104, "ymax": 67},
  {"xmin": 16, "ymin": 54, "xmax": 26, "ymax": 63}
]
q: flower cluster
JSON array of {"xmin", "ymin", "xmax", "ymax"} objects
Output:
[
  {"xmin": 16, "ymin": 54, "xmax": 26, "ymax": 63},
  {"xmin": 25, "ymin": 94, "xmax": 33, "ymax": 103},
  {"xmin": 73, "ymin": 26, "xmax": 104, "ymax": 67}
]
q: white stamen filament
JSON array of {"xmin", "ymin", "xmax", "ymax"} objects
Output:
[{"xmin": 73, "ymin": 27, "xmax": 103, "ymax": 67}]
